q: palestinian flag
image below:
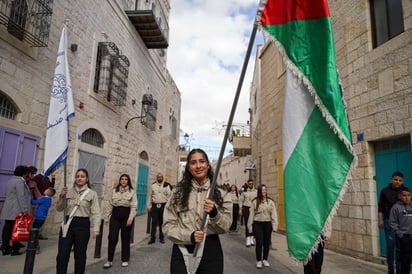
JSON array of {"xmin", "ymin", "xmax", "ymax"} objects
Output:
[{"xmin": 260, "ymin": 0, "xmax": 356, "ymax": 262}]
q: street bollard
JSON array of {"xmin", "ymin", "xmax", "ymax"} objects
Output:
[
  {"xmin": 23, "ymin": 228, "xmax": 39, "ymax": 274},
  {"xmin": 94, "ymin": 219, "xmax": 104, "ymax": 258}
]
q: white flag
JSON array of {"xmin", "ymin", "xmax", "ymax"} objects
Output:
[{"xmin": 44, "ymin": 26, "xmax": 75, "ymax": 177}]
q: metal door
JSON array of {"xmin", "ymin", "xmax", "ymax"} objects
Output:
[
  {"xmin": 78, "ymin": 150, "xmax": 106, "ymax": 206},
  {"xmin": 375, "ymin": 137, "xmax": 412, "ymax": 257},
  {"xmin": 136, "ymin": 163, "xmax": 149, "ymax": 215}
]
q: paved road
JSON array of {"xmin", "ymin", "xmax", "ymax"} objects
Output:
[{"xmin": 85, "ymin": 231, "xmax": 301, "ymax": 274}]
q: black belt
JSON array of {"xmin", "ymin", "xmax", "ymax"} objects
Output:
[{"xmin": 153, "ymin": 202, "xmax": 166, "ymax": 208}]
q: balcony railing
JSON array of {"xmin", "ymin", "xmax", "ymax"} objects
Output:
[
  {"xmin": 126, "ymin": 0, "xmax": 169, "ymax": 49},
  {"xmin": 0, "ymin": 0, "xmax": 53, "ymax": 47}
]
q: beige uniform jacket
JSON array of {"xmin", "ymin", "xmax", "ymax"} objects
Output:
[
  {"xmin": 228, "ymin": 191, "xmax": 239, "ymax": 204},
  {"xmin": 247, "ymin": 198, "xmax": 278, "ymax": 233},
  {"xmin": 56, "ymin": 186, "xmax": 101, "ymax": 232},
  {"xmin": 147, "ymin": 181, "xmax": 172, "ymax": 208},
  {"xmin": 239, "ymin": 188, "xmax": 257, "ymax": 208},
  {"xmin": 163, "ymin": 179, "xmax": 232, "ymax": 245},
  {"xmin": 103, "ymin": 187, "xmax": 138, "ymax": 222}
]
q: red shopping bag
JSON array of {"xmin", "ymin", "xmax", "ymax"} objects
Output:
[{"xmin": 11, "ymin": 213, "xmax": 34, "ymax": 242}]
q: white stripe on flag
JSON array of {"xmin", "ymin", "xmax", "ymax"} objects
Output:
[
  {"xmin": 43, "ymin": 26, "xmax": 75, "ymax": 177},
  {"xmin": 282, "ymin": 69, "xmax": 315, "ymax": 166}
]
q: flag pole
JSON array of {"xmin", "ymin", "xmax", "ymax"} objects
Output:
[{"xmin": 193, "ymin": 0, "xmax": 267, "ymax": 257}]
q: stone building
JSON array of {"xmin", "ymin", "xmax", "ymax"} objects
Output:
[
  {"xmin": 0, "ymin": 0, "xmax": 180, "ymax": 234},
  {"xmin": 248, "ymin": 0, "xmax": 411, "ymax": 262}
]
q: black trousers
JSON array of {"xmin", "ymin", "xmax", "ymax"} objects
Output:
[
  {"xmin": 171, "ymin": 234, "xmax": 223, "ymax": 274},
  {"xmin": 252, "ymin": 221, "xmax": 272, "ymax": 261},
  {"xmin": 32, "ymin": 218, "xmax": 45, "ymax": 249},
  {"xmin": 242, "ymin": 206, "xmax": 252, "ymax": 237},
  {"xmin": 56, "ymin": 217, "xmax": 90, "ymax": 274},
  {"xmin": 304, "ymin": 239, "xmax": 325, "ymax": 274},
  {"xmin": 230, "ymin": 203, "xmax": 239, "ymax": 231},
  {"xmin": 107, "ymin": 206, "xmax": 132, "ymax": 262},
  {"xmin": 399, "ymin": 234, "xmax": 412, "ymax": 274},
  {"xmin": 1, "ymin": 219, "xmax": 21, "ymax": 252},
  {"xmin": 150, "ymin": 203, "xmax": 165, "ymax": 241}
]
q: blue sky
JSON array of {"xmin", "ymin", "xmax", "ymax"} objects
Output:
[{"xmin": 167, "ymin": 0, "xmax": 264, "ymax": 160}]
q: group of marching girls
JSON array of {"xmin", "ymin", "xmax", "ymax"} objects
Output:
[{"xmin": 162, "ymin": 148, "xmax": 279, "ymax": 273}]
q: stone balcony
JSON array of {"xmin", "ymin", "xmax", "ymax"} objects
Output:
[{"xmin": 232, "ymin": 136, "xmax": 251, "ymax": 157}]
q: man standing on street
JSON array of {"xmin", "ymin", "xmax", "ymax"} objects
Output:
[
  {"xmin": 147, "ymin": 173, "xmax": 171, "ymax": 244},
  {"xmin": 239, "ymin": 179, "xmax": 258, "ymax": 247},
  {"xmin": 378, "ymin": 171, "xmax": 405, "ymax": 274}
]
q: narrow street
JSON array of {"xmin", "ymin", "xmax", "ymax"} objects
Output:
[{"xmin": 85, "ymin": 231, "xmax": 300, "ymax": 274}]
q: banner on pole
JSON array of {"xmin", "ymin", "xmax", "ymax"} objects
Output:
[{"xmin": 44, "ymin": 26, "xmax": 75, "ymax": 177}]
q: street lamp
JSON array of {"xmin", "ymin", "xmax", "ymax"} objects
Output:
[{"xmin": 125, "ymin": 94, "xmax": 153, "ymax": 129}]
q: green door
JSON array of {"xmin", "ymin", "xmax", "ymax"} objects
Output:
[
  {"xmin": 136, "ymin": 164, "xmax": 149, "ymax": 215},
  {"xmin": 375, "ymin": 136, "xmax": 412, "ymax": 257}
]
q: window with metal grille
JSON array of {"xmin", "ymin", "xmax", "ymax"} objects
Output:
[
  {"xmin": 81, "ymin": 128, "xmax": 104, "ymax": 148},
  {"xmin": 370, "ymin": 0, "xmax": 404, "ymax": 48},
  {"xmin": 0, "ymin": 0, "xmax": 53, "ymax": 47},
  {"xmin": 93, "ymin": 42, "xmax": 129, "ymax": 106},
  {"xmin": 144, "ymin": 99, "xmax": 157, "ymax": 130},
  {"xmin": 0, "ymin": 93, "xmax": 17, "ymax": 120}
]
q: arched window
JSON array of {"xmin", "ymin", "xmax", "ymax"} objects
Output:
[
  {"xmin": 81, "ymin": 128, "xmax": 104, "ymax": 148},
  {"xmin": 0, "ymin": 93, "xmax": 17, "ymax": 120},
  {"xmin": 139, "ymin": 151, "xmax": 149, "ymax": 161}
]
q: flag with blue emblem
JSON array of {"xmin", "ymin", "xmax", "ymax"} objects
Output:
[{"xmin": 44, "ymin": 26, "xmax": 75, "ymax": 177}]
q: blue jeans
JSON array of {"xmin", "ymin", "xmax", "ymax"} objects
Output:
[{"xmin": 384, "ymin": 218, "xmax": 401, "ymax": 272}]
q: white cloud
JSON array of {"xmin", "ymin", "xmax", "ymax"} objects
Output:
[{"xmin": 167, "ymin": 0, "xmax": 261, "ymax": 159}]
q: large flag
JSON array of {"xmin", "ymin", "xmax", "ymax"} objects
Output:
[
  {"xmin": 44, "ymin": 26, "xmax": 75, "ymax": 177},
  {"xmin": 260, "ymin": 0, "xmax": 356, "ymax": 262}
]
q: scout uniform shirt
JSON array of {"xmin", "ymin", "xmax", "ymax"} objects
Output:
[
  {"xmin": 147, "ymin": 180, "xmax": 172, "ymax": 209},
  {"xmin": 239, "ymin": 187, "xmax": 257, "ymax": 208},
  {"xmin": 228, "ymin": 191, "xmax": 239, "ymax": 205},
  {"xmin": 103, "ymin": 186, "xmax": 138, "ymax": 222},
  {"xmin": 247, "ymin": 198, "xmax": 278, "ymax": 233},
  {"xmin": 163, "ymin": 179, "xmax": 233, "ymax": 245},
  {"xmin": 56, "ymin": 186, "xmax": 101, "ymax": 232}
]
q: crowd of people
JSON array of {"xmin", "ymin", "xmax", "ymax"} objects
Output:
[{"xmin": 0, "ymin": 158, "xmax": 410, "ymax": 274}]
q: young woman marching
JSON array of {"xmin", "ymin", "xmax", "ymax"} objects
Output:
[
  {"xmin": 163, "ymin": 148, "xmax": 232, "ymax": 274},
  {"xmin": 103, "ymin": 174, "xmax": 137, "ymax": 268},
  {"xmin": 248, "ymin": 184, "xmax": 278, "ymax": 269}
]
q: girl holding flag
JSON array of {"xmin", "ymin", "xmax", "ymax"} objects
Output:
[{"xmin": 163, "ymin": 148, "xmax": 232, "ymax": 274}]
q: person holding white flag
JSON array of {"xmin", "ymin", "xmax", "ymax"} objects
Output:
[{"xmin": 43, "ymin": 26, "xmax": 74, "ymax": 177}]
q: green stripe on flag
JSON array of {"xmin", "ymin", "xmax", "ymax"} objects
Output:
[{"xmin": 284, "ymin": 106, "xmax": 354, "ymax": 260}]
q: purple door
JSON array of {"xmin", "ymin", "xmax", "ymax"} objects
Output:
[{"xmin": 0, "ymin": 125, "xmax": 40, "ymax": 205}]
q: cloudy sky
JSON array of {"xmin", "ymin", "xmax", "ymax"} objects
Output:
[{"xmin": 167, "ymin": 0, "xmax": 265, "ymax": 160}]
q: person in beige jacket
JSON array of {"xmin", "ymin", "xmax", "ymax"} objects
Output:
[
  {"xmin": 147, "ymin": 172, "xmax": 171, "ymax": 244},
  {"xmin": 103, "ymin": 174, "xmax": 137, "ymax": 268},
  {"xmin": 163, "ymin": 148, "xmax": 232, "ymax": 274},
  {"xmin": 56, "ymin": 168, "xmax": 101, "ymax": 274},
  {"xmin": 247, "ymin": 184, "xmax": 278, "ymax": 269},
  {"xmin": 239, "ymin": 179, "xmax": 258, "ymax": 247}
]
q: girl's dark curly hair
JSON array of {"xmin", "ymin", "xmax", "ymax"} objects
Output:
[
  {"xmin": 115, "ymin": 174, "xmax": 134, "ymax": 192},
  {"xmin": 172, "ymin": 148, "xmax": 223, "ymax": 210}
]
